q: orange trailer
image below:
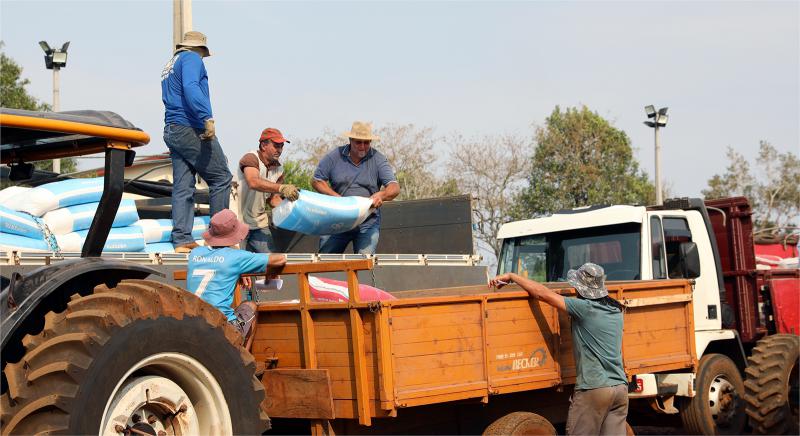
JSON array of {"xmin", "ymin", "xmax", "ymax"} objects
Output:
[{"xmin": 237, "ymin": 259, "xmax": 697, "ymax": 434}]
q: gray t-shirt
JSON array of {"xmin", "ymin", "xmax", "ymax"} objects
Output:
[
  {"xmin": 313, "ymin": 145, "xmax": 397, "ymax": 227},
  {"xmin": 564, "ymin": 297, "xmax": 627, "ymax": 390}
]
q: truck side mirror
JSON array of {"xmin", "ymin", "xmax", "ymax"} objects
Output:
[{"xmin": 679, "ymin": 242, "xmax": 701, "ymax": 279}]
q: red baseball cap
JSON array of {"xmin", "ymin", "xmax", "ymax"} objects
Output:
[{"xmin": 259, "ymin": 128, "xmax": 290, "ymax": 144}]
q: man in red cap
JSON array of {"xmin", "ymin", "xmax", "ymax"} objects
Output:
[
  {"xmin": 237, "ymin": 128, "xmax": 300, "ymax": 253},
  {"xmin": 187, "ymin": 209, "xmax": 286, "ymax": 344}
]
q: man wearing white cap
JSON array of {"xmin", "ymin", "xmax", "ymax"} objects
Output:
[
  {"xmin": 312, "ymin": 121, "xmax": 400, "ymax": 254},
  {"xmin": 161, "ymin": 31, "xmax": 232, "ymax": 253},
  {"xmin": 490, "ymin": 262, "xmax": 628, "ymax": 435}
]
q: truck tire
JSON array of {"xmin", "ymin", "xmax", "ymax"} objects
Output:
[
  {"xmin": 679, "ymin": 353, "xmax": 746, "ymax": 435},
  {"xmin": 0, "ymin": 279, "xmax": 269, "ymax": 435},
  {"xmin": 483, "ymin": 412, "xmax": 556, "ymax": 435},
  {"xmin": 744, "ymin": 334, "xmax": 800, "ymax": 435}
]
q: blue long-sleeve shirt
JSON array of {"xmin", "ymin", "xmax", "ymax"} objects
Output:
[{"xmin": 161, "ymin": 50, "xmax": 213, "ymax": 129}]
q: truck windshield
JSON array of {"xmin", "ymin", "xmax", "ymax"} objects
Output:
[{"xmin": 497, "ymin": 223, "xmax": 641, "ymax": 282}]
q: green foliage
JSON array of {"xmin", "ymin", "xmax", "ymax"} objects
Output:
[
  {"xmin": 703, "ymin": 141, "xmax": 799, "ymax": 233},
  {"xmin": 0, "ymin": 43, "xmax": 77, "ymax": 176},
  {"xmin": 514, "ymin": 105, "xmax": 654, "ymax": 219},
  {"xmin": 281, "ymin": 159, "xmax": 313, "ymax": 191}
]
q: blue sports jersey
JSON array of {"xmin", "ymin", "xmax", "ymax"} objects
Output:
[{"xmin": 187, "ymin": 246, "xmax": 270, "ymax": 321}]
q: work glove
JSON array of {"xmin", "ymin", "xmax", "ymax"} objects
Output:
[
  {"xmin": 199, "ymin": 118, "xmax": 216, "ymax": 140},
  {"xmin": 279, "ymin": 184, "xmax": 300, "ymax": 201}
]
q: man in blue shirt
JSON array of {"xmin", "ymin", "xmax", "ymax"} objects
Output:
[
  {"xmin": 490, "ymin": 263, "xmax": 628, "ymax": 435},
  {"xmin": 312, "ymin": 121, "xmax": 400, "ymax": 254},
  {"xmin": 161, "ymin": 31, "xmax": 232, "ymax": 253},
  {"xmin": 188, "ymin": 209, "xmax": 286, "ymax": 344}
]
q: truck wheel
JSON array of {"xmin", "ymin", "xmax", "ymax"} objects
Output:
[
  {"xmin": 744, "ymin": 334, "xmax": 800, "ymax": 435},
  {"xmin": 680, "ymin": 353, "xmax": 746, "ymax": 435},
  {"xmin": 483, "ymin": 412, "xmax": 556, "ymax": 435},
  {"xmin": 0, "ymin": 279, "xmax": 269, "ymax": 435}
]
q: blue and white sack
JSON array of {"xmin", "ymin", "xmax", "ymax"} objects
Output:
[
  {"xmin": 56, "ymin": 226, "xmax": 146, "ymax": 253},
  {"xmin": 135, "ymin": 216, "xmax": 210, "ymax": 243},
  {"xmin": 0, "ymin": 186, "xmax": 30, "ymax": 204},
  {"xmin": 42, "ymin": 199, "xmax": 139, "ymax": 235},
  {"xmin": 4, "ymin": 177, "xmax": 104, "ymax": 216},
  {"xmin": 0, "ymin": 205, "xmax": 43, "ymax": 239},
  {"xmin": 272, "ymin": 190, "xmax": 373, "ymax": 235},
  {"xmin": 143, "ymin": 242, "xmax": 176, "ymax": 253},
  {"xmin": 0, "ymin": 232, "xmax": 50, "ymax": 252}
]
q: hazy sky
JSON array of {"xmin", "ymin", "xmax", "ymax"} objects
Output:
[{"xmin": 2, "ymin": 1, "xmax": 798, "ymax": 197}]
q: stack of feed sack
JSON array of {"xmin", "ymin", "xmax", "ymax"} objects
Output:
[
  {"xmin": 272, "ymin": 189, "xmax": 373, "ymax": 235},
  {"xmin": 136, "ymin": 216, "xmax": 210, "ymax": 253},
  {"xmin": 0, "ymin": 178, "xmax": 144, "ymax": 253}
]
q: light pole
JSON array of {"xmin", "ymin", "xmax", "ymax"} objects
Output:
[
  {"xmin": 173, "ymin": 0, "xmax": 193, "ymax": 51},
  {"xmin": 644, "ymin": 105, "xmax": 668, "ymax": 205},
  {"xmin": 39, "ymin": 41, "xmax": 70, "ymax": 173}
]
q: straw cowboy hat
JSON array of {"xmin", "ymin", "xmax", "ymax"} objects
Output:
[
  {"xmin": 176, "ymin": 31, "xmax": 211, "ymax": 57},
  {"xmin": 342, "ymin": 121, "xmax": 380, "ymax": 141},
  {"xmin": 567, "ymin": 262, "xmax": 609, "ymax": 300}
]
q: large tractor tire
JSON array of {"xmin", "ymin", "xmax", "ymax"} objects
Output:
[
  {"xmin": 744, "ymin": 334, "xmax": 800, "ymax": 435},
  {"xmin": 679, "ymin": 353, "xmax": 746, "ymax": 435},
  {"xmin": 483, "ymin": 412, "xmax": 556, "ymax": 435},
  {"xmin": 0, "ymin": 279, "xmax": 269, "ymax": 435}
]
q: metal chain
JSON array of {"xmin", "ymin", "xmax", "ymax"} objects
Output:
[{"xmin": 29, "ymin": 213, "xmax": 63, "ymax": 258}]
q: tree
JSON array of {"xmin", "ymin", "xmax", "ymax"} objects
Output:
[
  {"xmin": 287, "ymin": 123, "xmax": 457, "ymax": 200},
  {"xmin": 446, "ymin": 133, "xmax": 532, "ymax": 258},
  {"xmin": 514, "ymin": 105, "xmax": 654, "ymax": 218},
  {"xmin": 0, "ymin": 43, "xmax": 76, "ymax": 174},
  {"xmin": 703, "ymin": 141, "xmax": 800, "ymax": 234}
]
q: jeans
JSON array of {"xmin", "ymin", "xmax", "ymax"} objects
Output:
[
  {"xmin": 164, "ymin": 124, "xmax": 232, "ymax": 245},
  {"xmin": 566, "ymin": 384, "xmax": 629, "ymax": 435},
  {"xmin": 319, "ymin": 222, "xmax": 380, "ymax": 254},
  {"xmin": 244, "ymin": 227, "xmax": 276, "ymax": 253}
]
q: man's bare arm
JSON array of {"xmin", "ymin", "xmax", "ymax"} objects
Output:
[
  {"xmin": 312, "ymin": 179, "xmax": 340, "ymax": 197},
  {"xmin": 243, "ymin": 167, "xmax": 282, "ymax": 193},
  {"xmin": 490, "ymin": 273, "xmax": 567, "ymax": 312}
]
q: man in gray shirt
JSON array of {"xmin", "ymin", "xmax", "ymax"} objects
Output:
[
  {"xmin": 490, "ymin": 262, "xmax": 628, "ymax": 435},
  {"xmin": 312, "ymin": 121, "xmax": 400, "ymax": 254}
]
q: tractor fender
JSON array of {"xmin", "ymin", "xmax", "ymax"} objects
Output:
[{"xmin": 0, "ymin": 258, "xmax": 163, "ymax": 352}]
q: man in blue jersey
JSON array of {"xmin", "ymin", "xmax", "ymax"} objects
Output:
[
  {"xmin": 490, "ymin": 263, "xmax": 628, "ymax": 435},
  {"xmin": 188, "ymin": 209, "xmax": 286, "ymax": 344},
  {"xmin": 161, "ymin": 31, "xmax": 233, "ymax": 253}
]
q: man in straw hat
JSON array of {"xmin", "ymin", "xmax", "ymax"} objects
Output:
[
  {"xmin": 312, "ymin": 121, "xmax": 400, "ymax": 254},
  {"xmin": 490, "ymin": 262, "xmax": 628, "ymax": 435},
  {"xmin": 161, "ymin": 30, "xmax": 232, "ymax": 253},
  {"xmin": 187, "ymin": 209, "xmax": 286, "ymax": 345}
]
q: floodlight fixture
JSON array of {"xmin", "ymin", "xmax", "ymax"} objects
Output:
[
  {"xmin": 644, "ymin": 121, "xmax": 657, "ymax": 128},
  {"xmin": 658, "ymin": 107, "xmax": 668, "ymax": 116},
  {"xmin": 645, "ymin": 105, "xmax": 656, "ymax": 118},
  {"xmin": 656, "ymin": 113, "xmax": 669, "ymax": 126},
  {"xmin": 39, "ymin": 40, "xmax": 69, "ymax": 70}
]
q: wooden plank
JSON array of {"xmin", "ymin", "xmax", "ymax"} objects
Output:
[
  {"xmin": 349, "ymin": 308, "xmax": 371, "ymax": 426},
  {"xmin": 391, "ymin": 323, "xmax": 483, "ymax": 345},
  {"xmin": 391, "ymin": 311, "xmax": 481, "ymax": 330},
  {"xmin": 392, "ymin": 337, "xmax": 484, "ymax": 357},
  {"xmin": 347, "ymin": 269, "xmax": 361, "ymax": 304},
  {"xmin": 390, "ymin": 302, "xmax": 481, "ymax": 317},
  {"xmin": 623, "ymin": 293, "xmax": 692, "ymax": 308},
  {"xmin": 394, "ymin": 350, "xmax": 483, "ymax": 371},
  {"xmin": 278, "ymin": 259, "xmax": 373, "ymax": 274},
  {"xmin": 262, "ymin": 369, "xmax": 334, "ymax": 419},
  {"xmin": 394, "ymin": 381, "xmax": 487, "ymax": 401},
  {"xmin": 395, "ymin": 362, "xmax": 485, "ymax": 388},
  {"xmin": 374, "ymin": 309, "xmax": 396, "ymax": 411}
]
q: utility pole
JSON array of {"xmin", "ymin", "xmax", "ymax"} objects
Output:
[
  {"xmin": 644, "ymin": 105, "xmax": 669, "ymax": 205},
  {"xmin": 39, "ymin": 41, "xmax": 70, "ymax": 174},
  {"xmin": 173, "ymin": 0, "xmax": 193, "ymax": 51}
]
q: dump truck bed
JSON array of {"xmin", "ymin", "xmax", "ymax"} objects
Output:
[{"xmin": 249, "ymin": 261, "xmax": 696, "ymax": 429}]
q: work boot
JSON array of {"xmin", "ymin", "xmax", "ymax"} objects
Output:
[{"xmin": 174, "ymin": 241, "xmax": 200, "ymax": 253}]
